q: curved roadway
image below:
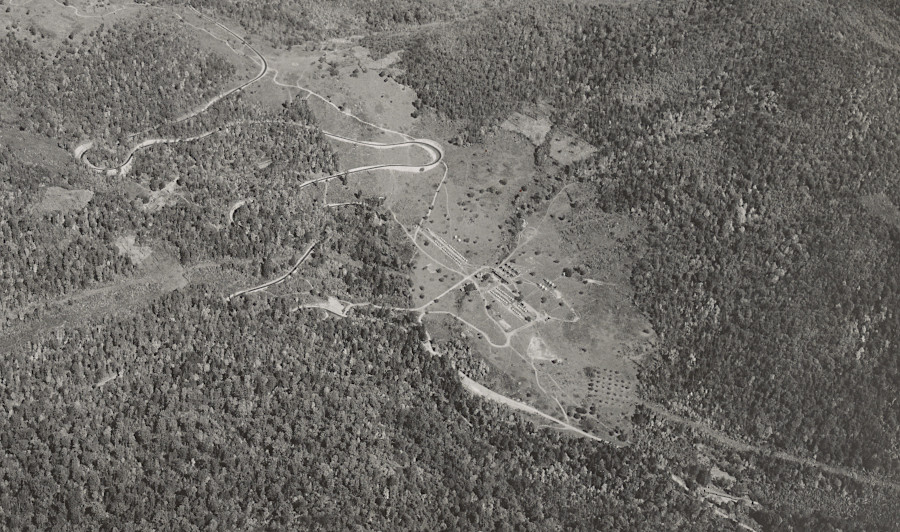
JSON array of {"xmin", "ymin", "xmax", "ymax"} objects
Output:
[
  {"xmin": 77, "ymin": 123, "xmax": 442, "ymax": 180},
  {"xmin": 226, "ymin": 240, "xmax": 319, "ymax": 300},
  {"xmin": 74, "ymin": 8, "xmax": 443, "ymax": 180},
  {"xmin": 174, "ymin": 7, "xmax": 269, "ymax": 122},
  {"xmin": 302, "ymin": 135, "xmax": 443, "ymax": 187}
]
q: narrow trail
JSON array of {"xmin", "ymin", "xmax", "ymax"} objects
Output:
[
  {"xmin": 644, "ymin": 403, "xmax": 900, "ymax": 491},
  {"xmin": 424, "ymin": 310, "xmax": 509, "ymax": 348},
  {"xmin": 458, "ymin": 371, "xmax": 612, "ymax": 444},
  {"xmin": 271, "ymin": 70, "xmax": 413, "ymax": 143},
  {"xmin": 510, "ymin": 342, "xmax": 572, "ymax": 424},
  {"xmin": 226, "ymin": 240, "xmax": 319, "ymax": 300},
  {"xmin": 420, "ymin": 162, "xmax": 451, "ymax": 225},
  {"xmin": 500, "ymin": 182, "xmax": 572, "ymax": 265}
]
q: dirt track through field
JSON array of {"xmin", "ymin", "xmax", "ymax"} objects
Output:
[{"xmin": 458, "ymin": 371, "xmax": 612, "ymax": 444}]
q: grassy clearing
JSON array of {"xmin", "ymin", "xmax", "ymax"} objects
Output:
[
  {"xmin": 315, "ymin": 47, "xmax": 419, "ymax": 136},
  {"xmin": 3, "ymin": 0, "xmax": 118, "ymax": 51},
  {"xmin": 467, "ymin": 186, "xmax": 655, "ymax": 442},
  {"xmin": 330, "ymin": 141, "xmax": 428, "ymax": 171},
  {"xmin": 114, "ymin": 234, "xmax": 153, "ymax": 265},
  {"xmin": 483, "ymin": 293, "xmax": 528, "ymax": 333},
  {"xmin": 860, "ymin": 193, "xmax": 900, "ymax": 232},
  {"xmin": 409, "ymin": 252, "xmax": 464, "ymax": 305},
  {"xmin": 547, "ymin": 130, "xmax": 597, "ymax": 166},
  {"xmin": 0, "ymin": 127, "xmax": 73, "ymax": 169},
  {"xmin": 421, "ymin": 131, "xmax": 535, "ymax": 265},
  {"xmin": 305, "ymin": 96, "xmax": 401, "ymax": 142},
  {"xmin": 243, "ymin": 72, "xmax": 296, "ymax": 108},
  {"xmin": 530, "ymin": 316, "xmax": 639, "ymax": 442},
  {"xmin": 265, "ymin": 40, "xmax": 419, "ymax": 136},
  {"xmin": 383, "ymin": 169, "xmax": 444, "ymax": 226},
  {"xmin": 428, "ymin": 295, "xmax": 507, "ymax": 348},
  {"xmin": 475, "ymin": 340, "xmax": 562, "ymax": 414},
  {"xmin": 500, "ymin": 111, "xmax": 552, "ymax": 145},
  {"xmin": 31, "ymin": 186, "xmax": 94, "ymax": 215}
]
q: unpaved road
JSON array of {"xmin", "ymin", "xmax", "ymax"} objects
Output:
[
  {"xmin": 78, "ymin": 128, "xmax": 221, "ymax": 174},
  {"xmin": 644, "ymin": 403, "xmax": 900, "ymax": 491},
  {"xmin": 174, "ymin": 7, "xmax": 270, "ymax": 122},
  {"xmin": 226, "ymin": 240, "xmax": 319, "ymax": 300},
  {"xmin": 300, "ymin": 135, "xmax": 443, "ymax": 186},
  {"xmin": 77, "ymin": 7, "xmax": 270, "ymax": 170},
  {"xmin": 74, "ymin": 5, "xmax": 443, "ymax": 177},
  {"xmin": 78, "ymin": 124, "xmax": 442, "ymax": 178},
  {"xmin": 458, "ymin": 371, "xmax": 615, "ymax": 444}
]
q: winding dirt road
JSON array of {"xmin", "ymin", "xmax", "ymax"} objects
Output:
[
  {"xmin": 74, "ymin": 9, "xmax": 442, "ymax": 180},
  {"xmin": 76, "ymin": 122, "xmax": 442, "ymax": 179},
  {"xmin": 458, "ymin": 372, "xmax": 612, "ymax": 444},
  {"xmin": 77, "ymin": 129, "xmax": 221, "ymax": 175},
  {"xmin": 300, "ymin": 135, "xmax": 443, "ymax": 186},
  {"xmin": 174, "ymin": 7, "xmax": 269, "ymax": 122},
  {"xmin": 226, "ymin": 240, "xmax": 319, "ymax": 300}
]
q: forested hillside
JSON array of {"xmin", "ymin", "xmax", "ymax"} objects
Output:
[
  {"xmin": 1, "ymin": 13, "xmax": 235, "ymax": 155},
  {"xmin": 1, "ymin": 285, "xmax": 732, "ymax": 530},
  {"xmin": 2, "ymin": 7, "xmax": 711, "ymax": 529},
  {"xmin": 367, "ymin": 0, "xmax": 900, "ymax": 475},
  {"xmin": 155, "ymin": 0, "xmax": 506, "ymax": 47},
  {"xmin": 2, "ymin": 0, "xmax": 898, "ymax": 529},
  {"xmin": 0, "ymin": 147, "xmax": 134, "ymax": 316},
  {"xmin": 0, "ymin": 87, "xmax": 340, "ymax": 316}
]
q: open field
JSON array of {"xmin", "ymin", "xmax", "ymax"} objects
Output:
[
  {"xmin": 31, "ymin": 186, "xmax": 94, "ymax": 215},
  {"xmin": 409, "ymin": 250, "xmax": 465, "ymax": 304},
  {"xmin": 265, "ymin": 42, "xmax": 419, "ymax": 137},
  {"xmin": 2, "ymin": 0, "xmax": 131, "ymax": 46},
  {"xmin": 419, "ymin": 131, "xmax": 536, "ymax": 265},
  {"xmin": 500, "ymin": 111, "xmax": 552, "ymax": 145},
  {"xmin": 281, "ymin": 38, "xmax": 658, "ymax": 442}
]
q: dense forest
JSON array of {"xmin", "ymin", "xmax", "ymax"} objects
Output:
[
  {"xmin": 153, "ymin": 0, "xmax": 506, "ymax": 48},
  {"xmin": 0, "ymin": 146, "xmax": 134, "ymax": 318},
  {"xmin": 1, "ymin": 0, "xmax": 898, "ymax": 528},
  {"xmin": 367, "ymin": 0, "xmax": 900, "ymax": 476},
  {"xmin": 0, "ymin": 78, "xmax": 341, "ymax": 316},
  {"xmin": 0, "ymin": 285, "xmax": 735, "ymax": 530},
  {"xmin": 1, "ymin": 13, "xmax": 235, "ymax": 156}
]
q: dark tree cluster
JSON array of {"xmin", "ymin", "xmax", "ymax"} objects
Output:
[
  {"xmin": 123, "ymin": 94, "xmax": 340, "ymax": 269},
  {"xmin": 1, "ymin": 286, "xmax": 723, "ymax": 531},
  {"xmin": 156, "ymin": 0, "xmax": 492, "ymax": 48},
  {"xmin": 0, "ymin": 148, "xmax": 134, "ymax": 319},
  {"xmin": 322, "ymin": 206, "xmax": 414, "ymax": 305}
]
